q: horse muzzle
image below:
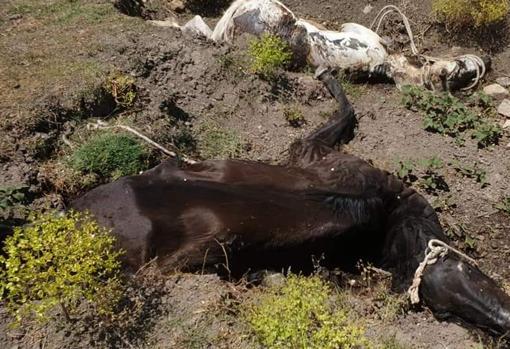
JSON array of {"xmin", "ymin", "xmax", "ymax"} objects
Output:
[{"xmin": 419, "ymin": 255, "xmax": 510, "ymax": 336}]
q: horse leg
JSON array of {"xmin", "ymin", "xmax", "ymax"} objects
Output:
[{"xmin": 289, "ymin": 70, "xmax": 356, "ymax": 166}]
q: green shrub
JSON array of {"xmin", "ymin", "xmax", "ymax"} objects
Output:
[
  {"xmin": 433, "ymin": 0, "xmax": 509, "ymax": 27},
  {"xmin": 283, "ymin": 106, "xmax": 306, "ymax": 127},
  {"xmin": 401, "ymin": 85, "xmax": 502, "ymax": 147},
  {"xmin": 0, "ymin": 211, "xmax": 122, "ymax": 324},
  {"xmin": 245, "ymin": 274, "xmax": 369, "ymax": 349},
  {"xmin": 105, "ymin": 72, "xmax": 137, "ymax": 109},
  {"xmin": 70, "ymin": 132, "xmax": 149, "ymax": 179},
  {"xmin": 248, "ymin": 34, "xmax": 292, "ymax": 78},
  {"xmin": 197, "ymin": 122, "xmax": 245, "ymax": 159}
]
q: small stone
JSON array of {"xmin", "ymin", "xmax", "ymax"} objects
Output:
[
  {"xmin": 497, "ymin": 99, "xmax": 510, "ymax": 118},
  {"xmin": 169, "ymin": 0, "xmax": 185, "ymax": 12},
  {"xmin": 496, "ymin": 76, "xmax": 510, "ymax": 87},
  {"xmin": 483, "ymin": 84, "xmax": 509, "ymax": 99},
  {"xmin": 261, "ymin": 272, "xmax": 286, "ymax": 288},
  {"xmin": 363, "ymin": 5, "xmax": 373, "ymax": 14}
]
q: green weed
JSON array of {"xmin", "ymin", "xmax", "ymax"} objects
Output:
[
  {"xmin": 248, "ymin": 34, "xmax": 292, "ymax": 79},
  {"xmin": 451, "ymin": 161, "xmax": 488, "ymax": 187},
  {"xmin": 401, "ymin": 85, "xmax": 502, "ymax": 147},
  {"xmin": 70, "ymin": 132, "xmax": 149, "ymax": 179},
  {"xmin": 283, "ymin": 105, "xmax": 306, "ymax": 127},
  {"xmin": 105, "ymin": 72, "xmax": 137, "ymax": 109},
  {"xmin": 0, "ymin": 211, "xmax": 123, "ymax": 324},
  {"xmin": 245, "ymin": 274, "xmax": 369, "ymax": 349},
  {"xmin": 495, "ymin": 197, "xmax": 510, "ymax": 215}
]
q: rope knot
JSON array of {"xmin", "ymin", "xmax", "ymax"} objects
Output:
[{"xmin": 408, "ymin": 239, "xmax": 478, "ymax": 304}]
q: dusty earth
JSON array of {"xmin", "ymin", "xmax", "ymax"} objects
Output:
[{"xmin": 1, "ymin": 0, "xmax": 510, "ymax": 348}]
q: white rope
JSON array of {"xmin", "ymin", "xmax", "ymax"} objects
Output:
[
  {"xmin": 87, "ymin": 120, "xmax": 197, "ymax": 165},
  {"xmin": 370, "ymin": 5, "xmax": 485, "ymax": 90},
  {"xmin": 408, "ymin": 239, "xmax": 478, "ymax": 304},
  {"xmin": 370, "ymin": 5, "xmax": 419, "ymax": 56}
]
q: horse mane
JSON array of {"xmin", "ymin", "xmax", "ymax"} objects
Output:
[{"xmin": 307, "ymin": 191, "xmax": 384, "ymax": 226}]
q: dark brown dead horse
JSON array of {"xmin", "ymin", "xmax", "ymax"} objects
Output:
[{"xmin": 72, "ymin": 71, "xmax": 510, "ymax": 336}]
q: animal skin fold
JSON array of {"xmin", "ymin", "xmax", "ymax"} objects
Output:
[{"xmin": 169, "ymin": 0, "xmax": 487, "ymax": 91}]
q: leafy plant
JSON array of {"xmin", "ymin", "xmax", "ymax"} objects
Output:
[
  {"xmin": 495, "ymin": 197, "xmax": 510, "ymax": 215},
  {"xmin": 0, "ymin": 211, "xmax": 123, "ymax": 324},
  {"xmin": 70, "ymin": 132, "xmax": 149, "ymax": 179},
  {"xmin": 283, "ymin": 106, "xmax": 306, "ymax": 127},
  {"xmin": 433, "ymin": 0, "xmax": 509, "ymax": 27},
  {"xmin": 248, "ymin": 34, "xmax": 292, "ymax": 79},
  {"xmin": 105, "ymin": 72, "xmax": 137, "ymax": 109},
  {"xmin": 245, "ymin": 274, "xmax": 369, "ymax": 349},
  {"xmin": 0, "ymin": 186, "xmax": 28, "ymax": 213},
  {"xmin": 395, "ymin": 160, "xmax": 416, "ymax": 183},
  {"xmin": 471, "ymin": 121, "xmax": 502, "ymax": 148},
  {"xmin": 418, "ymin": 157, "xmax": 448, "ymax": 193},
  {"xmin": 0, "ymin": 186, "xmax": 30, "ymax": 226},
  {"xmin": 451, "ymin": 161, "xmax": 488, "ymax": 187},
  {"xmin": 401, "ymin": 85, "xmax": 502, "ymax": 147}
]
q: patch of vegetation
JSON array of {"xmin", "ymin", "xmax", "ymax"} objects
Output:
[
  {"xmin": 8, "ymin": 0, "xmax": 116, "ymax": 26},
  {"xmin": 283, "ymin": 105, "xmax": 306, "ymax": 127},
  {"xmin": 395, "ymin": 156, "xmax": 448, "ymax": 194},
  {"xmin": 70, "ymin": 132, "xmax": 149, "ymax": 179},
  {"xmin": 338, "ymin": 73, "xmax": 365, "ymax": 99},
  {"xmin": 197, "ymin": 122, "xmax": 245, "ymax": 159},
  {"xmin": 433, "ymin": 0, "xmax": 509, "ymax": 27},
  {"xmin": 248, "ymin": 34, "xmax": 292, "ymax": 79},
  {"xmin": 495, "ymin": 197, "xmax": 510, "ymax": 215},
  {"xmin": 401, "ymin": 85, "xmax": 502, "ymax": 148},
  {"xmin": 380, "ymin": 335, "xmax": 411, "ymax": 349},
  {"xmin": 245, "ymin": 274, "xmax": 369, "ymax": 349},
  {"xmin": 395, "ymin": 159, "xmax": 416, "ymax": 184},
  {"xmin": 418, "ymin": 157, "xmax": 448, "ymax": 193},
  {"xmin": 451, "ymin": 161, "xmax": 488, "ymax": 187},
  {"xmin": 0, "ymin": 211, "xmax": 123, "ymax": 324},
  {"xmin": 105, "ymin": 72, "xmax": 137, "ymax": 109},
  {"xmin": 0, "ymin": 185, "xmax": 30, "ymax": 227}
]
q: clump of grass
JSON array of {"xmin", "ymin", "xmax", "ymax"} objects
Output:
[
  {"xmin": 245, "ymin": 274, "xmax": 369, "ymax": 349},
  {"xmin": 451, "ymin": 161, "xmax": 488, "ymax": 187},
  {"xmin": 105, "ymin": 72, "xmax": 137, "ymax": 109},
  {"xmin": 197, "ymin": 122, "xmax": 245, "ymax": 159},
  {"xmin": 496, "ymin": 197, "xmax": 510, "ymax": 215},
  {"xmin": 283, "ymin": 105, "xmax": 306, "ymax": 127},
  {"xmin": 401, "ymin": 85, "xmax": 502, "ymax": 147},
  {"xmin": 248, "ymin": 34, "xmax": 292, "ymax": 79},
  {"xmin": 70, "ymin": 132, "xmax": 149, "ymax": 179},
  {"xmin": 0, "ymin": 211, "xmax": 123, "ymax": 325},
  {"xmin": 433, "ymin": 0, "xmax": 509, "ymax": 28}
]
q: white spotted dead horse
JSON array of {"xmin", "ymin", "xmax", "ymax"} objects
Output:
[{"xmin": 72, "ymin": 70, "xmax": 510, "ymax": 336}]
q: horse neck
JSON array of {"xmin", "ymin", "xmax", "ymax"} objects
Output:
[{"xmin": 382, "ymin": 189, "xmax": 448, "ymax": 290}]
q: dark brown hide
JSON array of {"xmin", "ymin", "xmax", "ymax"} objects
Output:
[{"xmin": 71, "ymin": 71, "xmax": 510, "ymax": 336}]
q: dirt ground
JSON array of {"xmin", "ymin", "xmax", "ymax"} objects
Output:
[{"xmin": 1, "ymin": 0, "xmax": 510, "ymax": 348}]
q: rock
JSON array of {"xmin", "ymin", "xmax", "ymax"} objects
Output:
[
  {"xmin": 363, "ymin": 5, "xmax": 373, "ymax": 14},
  {"xmin": 169, "ymin": 0, "xmax": 185, "ymax": 12},
  {"xmin": 261, "ymin": 272, "xmax": 286, "ymax": 288},
  {"xmin": 483, "ymin": 84, "xmax": 509, "ymax": 99},
  {"xmin": 497, "ymin": 99, "xmax": 510, "ymax": 118},
  {"xmin": 496, "ymin": 76, "xmax": 510, "ymax": 87},
  {"xmin": 503, "ymin": 119, "xmax": 510, "ymax": 129}
]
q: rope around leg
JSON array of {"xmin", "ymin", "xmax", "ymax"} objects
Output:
[
  {"xmin": 371, "ymin": 5, "xmax": 486, "ymax": 90},
  {"xmin": 408, "ymin": 239, "xmax": 478, "ymax": 304}
]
